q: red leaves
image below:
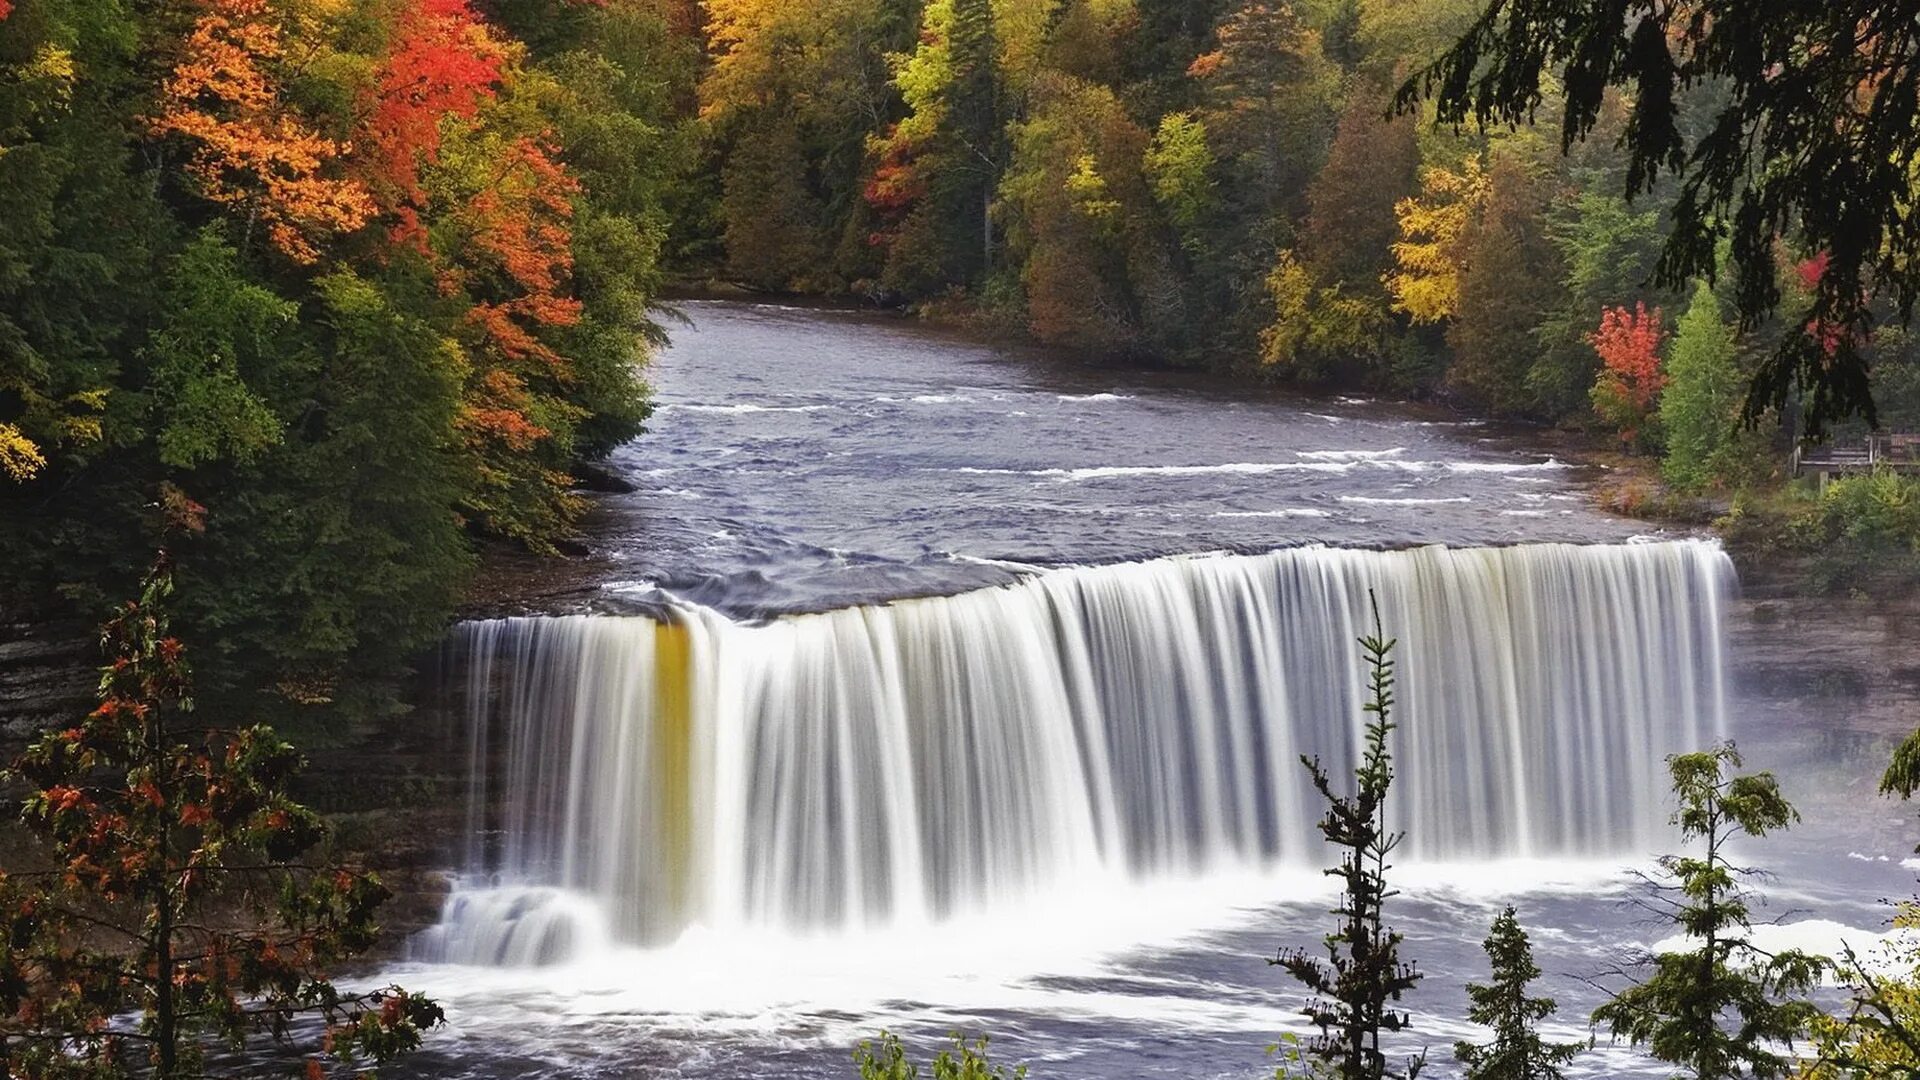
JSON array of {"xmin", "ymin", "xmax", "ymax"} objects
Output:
[
  {"xmin": 364, "ymin": 0, "xmax": 507, "ymax": 243},
  {"xmin": 1796, "ymin": 251, "xmax": 1830, "ymax": 292},
  {"xmin": 46, "ymin": 785, "xmax": 86, "ymax": 813},
  {"xmin": 0, "ymin": 1, "xmax": 13, "ymax": 21},
  {"xmin": 1591, "ymin": 302, "xmax": 1667, "ymax": 409},
  {"xmin": 1590, "ymin": 302, "xmax": 1667, "ymax": 449}
]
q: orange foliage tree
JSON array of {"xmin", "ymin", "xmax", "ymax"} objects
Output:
[
  {"xmin": 1589, "ymin": 302, "xmax": 1668, "ymax": 450},
  {"xmin": 151, "ymin": 0, "xmax": 375, "ymax": 264}
]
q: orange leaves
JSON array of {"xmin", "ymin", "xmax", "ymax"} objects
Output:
[
  {"xmin": 458, "ymin": 371, "xmax": 550, "ymax": 452},
  {"xmin": 152, "ymin": 0, "xmax": 374, "ymax": 264},
  {"xmin": 457, "ymin": 137, "xmax": 583, "ymax": 368},
  {"xmin": 1591, "ymin": 302, "xmax": 1668, "ymax": 407},
  {"xmin": 1590, "ymin": 302, "xmax": 1667, "ymax": 449}
]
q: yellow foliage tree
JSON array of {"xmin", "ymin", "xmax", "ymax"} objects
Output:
[
  {"xmin": 1800, "ymin": 904, "xmax": 1920, "ymax": 1078},
  {"xmin": 1385, "ymin": 156, "xmax": 1486, "ymax": 324}
]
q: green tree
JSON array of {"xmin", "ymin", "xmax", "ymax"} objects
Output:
[
  {"xmin": 1399, "ymin": 0, "xmax": 1920, "ymax": 435},
  {"xmin": 1661, "ymin": 282, "xmax": 1751, "ymax": 493},
  {"xmin": 1800, "ymin": 901, "xmax": 1920, "ymax": 1079},
  {"xmin": 0, "ymin": 528, "xmax": 441, "ymax": 1078},
  {"xmin": 1453, "ymin": 907, "xmax": 1583, "ymax": 1080},
  {"xmin": 1273, "ymin": 597, "xmax": 1425, "ymax": 1080},
  {"xmin": 1448, "ymin": 149, "xmax": 1566, "ymax": 416},
  {"xmin": 1590, "ymin": 743, "xmax": 1825, "ymax": 1079},
  {"xmin": 853, "ymin": 1032, "xmax": 1026, "ymax": 1080},
  {"xmin": 1531, "ymin": 191, "xmax": 1670, "ymax": 422}
]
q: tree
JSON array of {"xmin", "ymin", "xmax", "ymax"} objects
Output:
[
  {"xmin": 0, "ymin": 520, "xmax": 442, "ymax": 1078},
  {"xmin": 1453, "ymin": 907, "xmax": 1583, "ymax": 1080},
  {"xmin": 1661, "ymin": 283, "xmax": 1752, "ymax": 492},
  {"xmin": 1273, "ymin": 597, "xmax": 1425, "ymax": 1080},
  {"xmin": 1386, "ymin": 157, "xmax": 1485, "ymax": 326},
  {"xmin": 1588, "ymin": 302, "xmax": 1667, "ymax": 451},
  {"xmin": 853, "ymin": 1032, "xmax": 1026, "ymax": 1080},
  {"xmin": 1397, "ymin": 0, "xmax": 1920, "ymax": 437},
  {"xmin": 1301, "ymin": 83, "xmax": 1419, "ymax": 290},
  {"xmin": 1590, "ymin": 743, "xmax": 1825, "ymax": 1080},
  {"xmin": 1530, "ymin": 190, "xmax": 1671, "ymax": 422},
  {"xmin": 1800, "ymin": 902, "xmax": 1920, "ymax": 1079},
  {"xmin": 1143, "ymin": 111, "xmax": 1215, "ymax": 236},
  {"xmin": 1449, "ymin": 149, "xmax": 1564, "ymax": 416},
  {"xmin": 150, "ymin": 0, "xmax": 376, "ymax": 265}
]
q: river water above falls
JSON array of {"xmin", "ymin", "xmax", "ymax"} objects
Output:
[{"xmin": 387, "ymin": 302, "xmax": 1917, "ymax": 1079}]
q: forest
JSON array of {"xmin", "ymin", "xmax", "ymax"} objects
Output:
[
  {"xmin": 9, "ymin": 0, "xmax": 1920, "ymax": 732},
  {"xmin": 10, "ymin": 0, "xmax": 1920, "ymax": 1076}
]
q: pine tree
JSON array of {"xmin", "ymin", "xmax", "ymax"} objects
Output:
[
  {"xmin": 944, "ymin": 0, "xmax": 1000, "ymax": 282},
  {"xmin": 1273, "ymin": 595, "xmax": 1425, "ymax": 1080},
  {"xmin": 1660, "ymin": 282, "xmax": 1746, "ymax": 493},
  {"xmin": 1591, "ymin": 743, "xmax": 1825, "ymax": 1079},
  {"xmin": 1454, "ymin": 907, "xmax": 1583, "ymax": 1080}
]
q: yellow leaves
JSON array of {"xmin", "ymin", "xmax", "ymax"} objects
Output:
[
  {"xmin": 1261, "ymin": 250, "xmax": 1314, "ymax": 367},
  {"xmin": 152, "ymin": 0, "xmax": 374, "ymax": 264},
  {"xmin": 60, "ymin": 388, "xmax": 109, "ymax": 446},
  {"xmin": 0, "ymin": 422, "xmax": 46, "ymax": 481},
  {"xmin": 1386, "ymin": 156, "xmax": 1486, "ymax": 324},
  {"xmin": 1065, "ymin": 153, "xmax": 1118, "ymax": 223}
]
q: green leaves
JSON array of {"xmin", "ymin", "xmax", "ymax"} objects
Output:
[
  {"xmin": 147, "ymin": 232, "xmax": 292, "ymax": 470},
  {"xmin": 1590, "ymin": 741, "xmax": 1824, "ymax": 1080},
  {"xmin": 1454, "ymin": 907, "xmax": 1583, "ymax": 1080},
  {"xmin": 853, "ymin": 1032, "xmax": 1027, "ymax": 1080},
  {"xmin": 1272, "ymin": 594, "xmax": 1424, "ymax": 1080}
]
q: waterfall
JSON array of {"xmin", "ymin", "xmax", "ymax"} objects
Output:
[{"xmin": 417, "ymin": 540, "xmax": 1732, "ymax": 966}]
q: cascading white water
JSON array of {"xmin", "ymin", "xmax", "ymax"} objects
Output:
[{"xmin": 417, "ymin": 540, "xmax": 1732, "ymax": 967}]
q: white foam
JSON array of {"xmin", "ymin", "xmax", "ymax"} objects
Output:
[
  {"xmin": 1056, "ymin": 392, "xmax": 1136, "ymax": 403},
  {"xmin": 1297, "ymin": 448, "xmax": 1406, "ymax": 461},
  {"xmin": 948, "ymin": 458, "xmax": 1567, "ymax": 482},
  {"xmin": 663, "ymin": 403, "xmax": 834, "ymax": 415},
  {"xmin": 1212, "ymin": 509, "xmax": 1335, "ymax": 519},
  {"xmin": 1340, "ymin": 495, "xmax": 1472, "ymax": 506}
]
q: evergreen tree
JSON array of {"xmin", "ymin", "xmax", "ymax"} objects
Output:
[
  {"xmin": 1454, "ymin": 907, "xmax": 1583, "ymax": 1080},
  {"xmin": 943, "ymin": 0, "xmax": 1001, "ymax": 283},
  {"xmin": 1448, "ymin": 148, "xmax": 1566, "ymax": 417},
  {"xmin": 1273, "ymin": 596, "xmax": 1425, "ymax": 1080},
  {"xmin": 1660, "ymin": 282, "xmax": 1748, "ymax": 493},
  {"xmin": 1591, "ymin": 743, "xmax": 1825, "ymax": 1080}
]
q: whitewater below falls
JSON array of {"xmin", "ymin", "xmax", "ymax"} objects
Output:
[{"xmin": 381, "ymin": 303, "xmax": 1917, "ymax": 1079}]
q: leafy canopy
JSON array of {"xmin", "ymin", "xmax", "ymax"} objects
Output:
[{"xmin": 1398, "ymin": 0, "xmax": 1920, "ymax": 437}]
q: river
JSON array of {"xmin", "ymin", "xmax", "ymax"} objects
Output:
[{"xmin": 380, "ymin": 301, "xmax": 1917, "ymax": 1079}]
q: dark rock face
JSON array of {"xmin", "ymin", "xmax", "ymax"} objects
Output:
[
  {"xmin": 0, "ymin": 620, "xmax": 93, "ymax": 745},
  {"xmin": 1725, "ymin": 564, "xmax": 1920, "ymax": 853}
]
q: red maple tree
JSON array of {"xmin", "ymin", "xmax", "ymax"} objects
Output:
[{"xmin": 1589, "ymin": 302, "xmax": 1667, "ymax": 450}]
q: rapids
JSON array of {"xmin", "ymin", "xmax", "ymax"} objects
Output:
[{"xmin": 383, "ymin": 302, "xmax": 1914, "ymax": 1080}]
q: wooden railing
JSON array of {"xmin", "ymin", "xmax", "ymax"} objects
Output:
[{"xmin": 1794, "ymin": 433, "xmax": 1920, "ymax": 476}]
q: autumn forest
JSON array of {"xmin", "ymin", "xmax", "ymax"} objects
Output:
[{"xmin": 11, "ymin": 0, "xmax": 1920, "ymax": 1076}]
